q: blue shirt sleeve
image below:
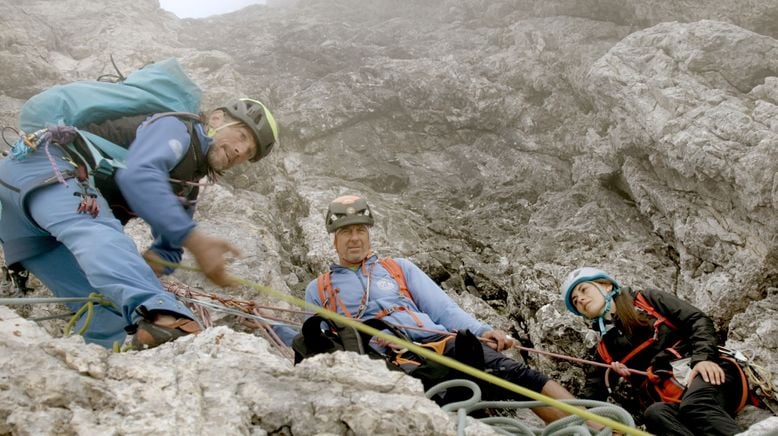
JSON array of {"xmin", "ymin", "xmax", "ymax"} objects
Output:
[
  {"xmin": 397, "ymin": 258, "xmax": 492, "ymax": 336},
  {"xmin": 115, "ymin": 116, "xmax": 198, "ymax": 249},
  {"xmin": 305, "ymin": 279, "xmax": 322, "ymax": 307},
  {"xmin": 147, "ymin": 230, "xmax": 184, "ymax": 275}
]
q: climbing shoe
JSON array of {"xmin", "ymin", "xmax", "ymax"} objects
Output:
[{"xmin": 130, "ymin": 318, "xmax": 202, "ymax": 350}]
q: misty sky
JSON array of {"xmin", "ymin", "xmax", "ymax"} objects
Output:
[{"xmin": 159, "ymin": 0, "xmax": 266, "ymax": 18}]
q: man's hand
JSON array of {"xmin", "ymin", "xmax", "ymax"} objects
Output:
[
  {"xmin": 687, "ymin": 360, "xmax": 725, "ymax": 385},
  {"xmin": 183, "ymin": 229, "xmax": 241, "ymax": 287},
  {"xmin": 142, "ymin": 250, "xmax": 166, "ymax": 277},
  {"xmin": 610, "ymin": 361, "xmax": 631, "ymax": 378},
  {"xmin": 481, "ymin": 329, "xmax": 516, "ymax": 352}
]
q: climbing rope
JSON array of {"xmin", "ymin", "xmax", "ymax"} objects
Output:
[
  {"xmin": 0, "ymin": 293, "xmax": 115, "ymax": 337},
  {"xmin": 387, "ymin": 322, "xmax": 648, "ymax": 376},
  {"xmin": 0, "ymin": 295, "xmax": 108, "ymax": 306},
  {"xmin": 63, "ymin": 292, "xmax": 115, "ymax": 336},
  {"xmin": 0, "ymin": 260, "xmax": 649, "ymax": 434},
  {"xmin": 140, "ymin": 258, "xmax": 651, "ymax": 434},
  {"xmin": 426, "ymin": 379, "xmax": 635, "ymax": 436},
  {"xmin": 161, "ymin": 280, "xmax": 300, "ymax": 359},
  {"xmin": 724, "ymin": 348, "xmax": 778, "ymax": 414}
]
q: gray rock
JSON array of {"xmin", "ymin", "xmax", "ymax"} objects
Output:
[
  {"xmin": 1, "ymin": 0, "xmax": 777, "ymax": 432},
  {"xmin": 0, "ymin": 306, "xmax": 496, "ymax": 435}
]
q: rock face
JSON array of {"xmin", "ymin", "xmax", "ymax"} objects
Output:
[
  {"xmin": 0, "ymin": 307, "xmax": 496, "ymax": 435},
  {"xmin": 0, "ymin": 0, "xmax": 777, "ymax": 433}
]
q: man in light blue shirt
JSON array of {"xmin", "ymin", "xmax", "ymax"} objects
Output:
[{"xmin": 304, "ymin": 194, "xmax": 577, "ymax": 424}]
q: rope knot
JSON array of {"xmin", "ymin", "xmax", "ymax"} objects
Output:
[{"xmin": 47, "ymin": 125, "xmax": 77, "ymax": 145}]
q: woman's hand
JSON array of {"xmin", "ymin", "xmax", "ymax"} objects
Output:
[{"xmin": 687, "ymin": 360, "xmax": 725, "ymax": 385}]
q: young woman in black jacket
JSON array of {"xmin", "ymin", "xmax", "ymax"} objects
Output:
[{"xmin": 560, "ymin": 267, "xmax": 746, "ymax": 436}]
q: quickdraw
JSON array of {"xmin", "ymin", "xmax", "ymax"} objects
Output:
[
  {"xmin": 74, "ymin": 183, "xmax": 100, "ymax": 218},
  {"xmin": 720, "ymin": 347, "xmax": 778, "ymax": 414},
  {"xmin": 6, "ymin": 126, "xmax": 100, "ymax": 217},
  {"xmin": 10, "ymin": 127, "xmax": 48, "ymax": 159}
]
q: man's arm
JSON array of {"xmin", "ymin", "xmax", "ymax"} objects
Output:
[
  {"xmin": 143, "ymin": 224, "xmax": 189, "ymax": 276},
  {"xmin": 397, "ymin": 258, "xmax": 492, "ymax": 336},
  {"xmin": 115, "ymin": 116, "xmax": 197, "ymax": 248},
  {"xmin": 117, "ymin": 117, "xmax": 240, "ymax": 286},
  {"xmin": 304, "ymin": 280, "xmax": 323, "ymax": 309}
]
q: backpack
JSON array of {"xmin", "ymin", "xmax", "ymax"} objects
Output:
[
  {"xmin": 16, "ymin": 59, "xmax": 207, "ymax": 223},
  {"xmin": 292, "ymin": 315, "xmax": 392, "ymax": 364},
  {"xmin": 18, "ymin": 58, "xmax": 202, "ymax": 177},
  {"xmin": 597, "ymin": 292, "xmax": 753, "ymax": 412}
]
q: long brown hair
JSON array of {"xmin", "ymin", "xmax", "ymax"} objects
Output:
[{"xmin": 611, "ymin": 288, "xmax": 649, "ymax": 337}]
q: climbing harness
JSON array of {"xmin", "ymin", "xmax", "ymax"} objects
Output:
[
  {"xmin": 596, "ymin": 292, "xmax": 676, "ymax": 365},
  {"xmin": 317, "ymin": 257, "xmax": 415, "ymax": 318},
  {"xmin": 11, "ymin": 126, "xmax": 76, "ymax": 165},
  {"xmin": 5, "ymin": 125, "xmax": 104, "ymax": 218},
  {"xmin": 585, "ymin": 292, "xmax": 765, "ymax": 414}
]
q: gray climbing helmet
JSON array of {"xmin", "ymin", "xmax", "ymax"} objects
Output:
[
  {"xmin": 219, "ymin": 98, "xmax": 278, "ymax": 162},
  {"xmin": 325, "ymin": 195, "xmax": 374, "ymax": 233}
]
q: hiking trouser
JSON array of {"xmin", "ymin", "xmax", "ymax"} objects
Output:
[
  {"xmin": 643, "ymin": 360, "xmax": 743, "ymax": 436},
  {"xmin": 443, "ymin": 340, "xmax": 550, "ymax": 401},
  {"xmin": 0, "ymin": 147, "xmax": 194, "ymax": 348}
]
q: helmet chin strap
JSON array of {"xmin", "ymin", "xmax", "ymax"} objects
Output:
[
  {"xmin": 589, "ymin": 283, "xmax": 620, "ymax": 334},
  {"xmin": 206, "ymin": 121, "xmax": 240, "ymax": 137}
]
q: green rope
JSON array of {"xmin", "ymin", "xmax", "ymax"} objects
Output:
[
  {"xmin": 150, "ymin": 258, "xmax": 651, "ymax": 436},
  {"xmin": 428, "ymin": 379, "xmax": 636, "ymax": 435},
  {"xmin": 0, "ymin": 293, "xmax": 116, "ymax": 337},
  {"xmin": 63, "ymin": 292, "xmax": 115, "ymax": 337},
  {"xmin": 112, "ymin": 340, "xmax": 133, "ymax": 353}
]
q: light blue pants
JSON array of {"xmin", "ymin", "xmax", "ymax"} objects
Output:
[{"xmin": 0, "ymin": 146, "xmax": 194, "ymax": 348}]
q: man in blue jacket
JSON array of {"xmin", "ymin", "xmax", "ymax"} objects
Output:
[
  {"xmin": 0, "ymin": 98, "xmax": 278, "ymax": 350},
  {"xmin": 304, "ymin": 194, "xmax": 576, "ymax": 424}
]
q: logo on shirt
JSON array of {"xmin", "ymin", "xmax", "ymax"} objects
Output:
[
  {"xmin": 376, "ymin": 279, "xmax": 397, "ymax": 291},
  {"xmin": 168, "ymin": 139, "xmax": 183, "ymax": 160}
]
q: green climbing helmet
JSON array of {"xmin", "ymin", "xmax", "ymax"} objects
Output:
[
  {"xmin": 325, "ymin": 195, "xmax": 374, "ymax": 233},
  {"xmin": 560, "ymin": 267, "xmax": 620, "ymax": 316},
  {"xmin": 219, "ymin": 98, "xmax": 278, "ymax": 162}
]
